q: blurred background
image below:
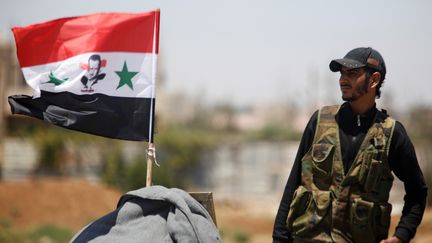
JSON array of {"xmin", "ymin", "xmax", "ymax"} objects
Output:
[{"xmin": 0, "ymin": 0, "xmax": 431, "ymax": 242}]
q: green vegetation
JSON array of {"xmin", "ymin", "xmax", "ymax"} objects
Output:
[
  {"xmin": 7, "ymin": 111, "xmax": 222, "ymax": 191},
  {"xmin": 32, "ymin": 129, "xmax": 67, "ymax": 175},
  {"xmin": 5, "ymin": 100, "xmax": 304, "ymax": 191},
  {"xmin": 10, "ymin": 120, "xmax": 106, "ymax": 176},
  {"xmin": 100, "ymin": 126, "xmax": 218, "ymax": 191},
  {"xmin": 0, "ymin": 217, "xmax": 12, "ymax": 229},
  {"xmin": 0, "ymin": 224, "xmax": 73, "ymax": 243},
  {"xmin": 101, "ymin": 147, "xmax": 128, "ymax": 190},
  {"xmin": 219, "ymin": 227, "xmax": 251, "ymax": 243},
  {"xmin": 153, "ymin": 126, "xmax": 217, "ymax": 187},
  {"xmin": 233, "ymin": 230, "xmax": 251, "ymax": 243},
  {"xmin": 27, "ymin": 225, "xmax": 74, "ymax": 243},
  {"xmin": 243, "ymin": 124, "xmax": 301, "ymax": 142}
]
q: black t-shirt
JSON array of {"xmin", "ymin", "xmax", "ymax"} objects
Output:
[{"xmin": 272, "ymin": 102, "xmax": 428, "ymax": 243}]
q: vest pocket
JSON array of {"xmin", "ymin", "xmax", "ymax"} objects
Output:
[
  {"xmin": 359, "ymin": 151, "xmax": 383, "ymax": 192},
  {"xmin": 350, "ymin": 198, "xmax": 375, "ymax": 242},
  {"xmin": 287, "ymin": 186, "xmax": 332, "ymax": 240},
  {"xmin": 375, "ymin": 202, "xmax": 392, "ymax": 240},
  {"xmin": 350, "ymin": 198, "xmax": 392, "ymax": 242},
  {"xmin": 287, "ymin": 186, "xmax": 310, "ymax": 229},
  {"xmin": 365, "ymin": 159, "xmax": 383, "ymax": 192},
  {"xmin": 311, "ymin": 143, "xmax": 334, "ymax": 176}
]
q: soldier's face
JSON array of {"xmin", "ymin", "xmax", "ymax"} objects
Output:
[
  {"xmin": 339, "ymin": 67, "xmax": 369, "ymax": 102},
  {"xmin": 88, "ymin": 60, "xmax": 100, "ymax": 80}
]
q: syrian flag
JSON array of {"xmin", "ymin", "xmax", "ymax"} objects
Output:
[{"xmin": 8, "ymin": 10, "xmax": 160, "ymax": 141}]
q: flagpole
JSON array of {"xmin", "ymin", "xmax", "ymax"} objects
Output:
[
  {"xmin": 146, "ymin": 9, "xmax": 160, "ymax": 187},
  {"xmin": 146, "ymin": 143, "xmax": 154, "ymax": 187}
]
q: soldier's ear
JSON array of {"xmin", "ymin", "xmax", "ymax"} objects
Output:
[{"xmin": 370, "ymin": 72, "xmax": 381, "ymax": 88}]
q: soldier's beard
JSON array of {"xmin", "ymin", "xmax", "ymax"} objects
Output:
[{"xmin": 342, "ymin": 78, "xmax": 369, "ymax": 102}]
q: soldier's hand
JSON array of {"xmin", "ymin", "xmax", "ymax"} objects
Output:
[{"xmin": 380, "ymin": 236, "xmax": 403, "ymax": 243}]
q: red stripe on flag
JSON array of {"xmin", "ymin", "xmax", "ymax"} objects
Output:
[{"xmin": 12, "ymin": 11, "xmax": 160, "ymax": 67}]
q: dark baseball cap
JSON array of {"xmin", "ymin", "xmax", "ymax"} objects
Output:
[{"xmin": 329, "ymin": 47, "xmax": 386, "ymax": 80}]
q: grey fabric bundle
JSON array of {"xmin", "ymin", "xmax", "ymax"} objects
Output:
[{"xmin": 71, "ymin": 185, "xmax": 221, "ymax": 243}]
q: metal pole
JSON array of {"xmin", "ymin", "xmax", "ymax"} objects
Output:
[{"xmin": 0, "ymin": 45, "xmax": 6, "ymax": 179}]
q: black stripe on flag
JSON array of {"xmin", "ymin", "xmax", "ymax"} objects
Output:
[{"xmin": 8, "ymin": 91, "xmax": 155, "ymax": 141}]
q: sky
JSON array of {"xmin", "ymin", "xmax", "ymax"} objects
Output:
[{"xmin": 1, "ymin": 0, "xmax": 431, "ymax": 111}]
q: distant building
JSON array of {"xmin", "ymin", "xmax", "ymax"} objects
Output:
[
  {"xmin": 199, "ymin": 141, "xmax": 299, "ymax": 196},
  {"xmin": 0, "ymin": 42, "xmax": 29, "ymax": 102},
  {"xmin": 0, "ymin": 42, "xmax": 29, "ymax": 178}
]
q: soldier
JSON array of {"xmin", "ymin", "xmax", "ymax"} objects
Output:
[{"xmin": 273, "ymin": 47, "xmax": 427, "ymax": 243}]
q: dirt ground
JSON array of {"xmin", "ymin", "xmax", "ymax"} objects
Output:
[
  {"xmin": 0, "ymin": 178, "xmax": 121, "ymax": 231},
  {"xmin": 0, "ymin": 178, "xmax": 430, "ymax": 243}
]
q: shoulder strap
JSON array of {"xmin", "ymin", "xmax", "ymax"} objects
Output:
[
  {"xmin": 369, "ymin": 110, "xmax": 396, "ymax": 156},
  {"xmin": 313, "ymin": 105, "xmax": 340, "ymax": 144}
]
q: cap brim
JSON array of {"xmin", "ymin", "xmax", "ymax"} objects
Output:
[{"xmin": 329, "ymin": 58, "xmax": 366, "ymax": 72}]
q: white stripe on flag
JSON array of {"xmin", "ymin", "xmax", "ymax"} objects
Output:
[{"xmin": 21, "ymin": 52, "xmax": 157, "ymax": 98}]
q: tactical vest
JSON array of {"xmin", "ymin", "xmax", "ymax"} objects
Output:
[{"xmin": 287, "ymin": 105, "xmax": 396, "ymax": 243}]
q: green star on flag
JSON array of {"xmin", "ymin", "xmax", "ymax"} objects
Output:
[
  {"xmin": 115, "ymin": 61, "xmax": 138, "ymax": 90},
  {"xmin": 47, "ymin": 71, "xmax": 68, "ymax": 86}
]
